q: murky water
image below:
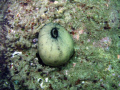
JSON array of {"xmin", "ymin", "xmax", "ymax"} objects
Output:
[{"xmin": 0, "ymin": 0, "xmax": 120, "ymax": 89}]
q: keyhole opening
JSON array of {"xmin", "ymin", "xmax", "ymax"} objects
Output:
[{"xmin": 51, "ymin": 27, "xmax": 58, "ymax": 38}]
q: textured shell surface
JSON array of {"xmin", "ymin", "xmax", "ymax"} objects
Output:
[{"xmin": 38, "ymin": 23, "xmax": 74, "ymax": 66}]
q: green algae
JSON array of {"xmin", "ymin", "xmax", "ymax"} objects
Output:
[{"xmin": 1, "ymin": 0, "xmax": 120, "ymax": 90}]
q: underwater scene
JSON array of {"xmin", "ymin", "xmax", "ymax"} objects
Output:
[{"xmin": 0, "ymin": 0, "xmax": 120, "ymax": 90}]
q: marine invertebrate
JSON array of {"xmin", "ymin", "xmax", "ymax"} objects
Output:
[{"xmin": 38, "ymin": 23, "xmax": 74, "ymax": 66}]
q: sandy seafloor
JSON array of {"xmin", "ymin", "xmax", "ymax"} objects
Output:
[{"xmin": 0, "ymin": 0, "xmax": 120, "ymax": 90}]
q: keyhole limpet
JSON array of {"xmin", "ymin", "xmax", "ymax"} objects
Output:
[{"xmin": 38, "ymin": 23, "xmax": 74, "ymax": 66}]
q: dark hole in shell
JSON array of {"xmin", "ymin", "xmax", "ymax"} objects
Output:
[{"xmin": 51, "ymin": 27, "xmax": 58, "ymax": 39}]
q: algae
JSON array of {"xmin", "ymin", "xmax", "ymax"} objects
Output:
[{"xmin": 0, "ymin": 0, "xmax": 120, "ymax": 90}]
